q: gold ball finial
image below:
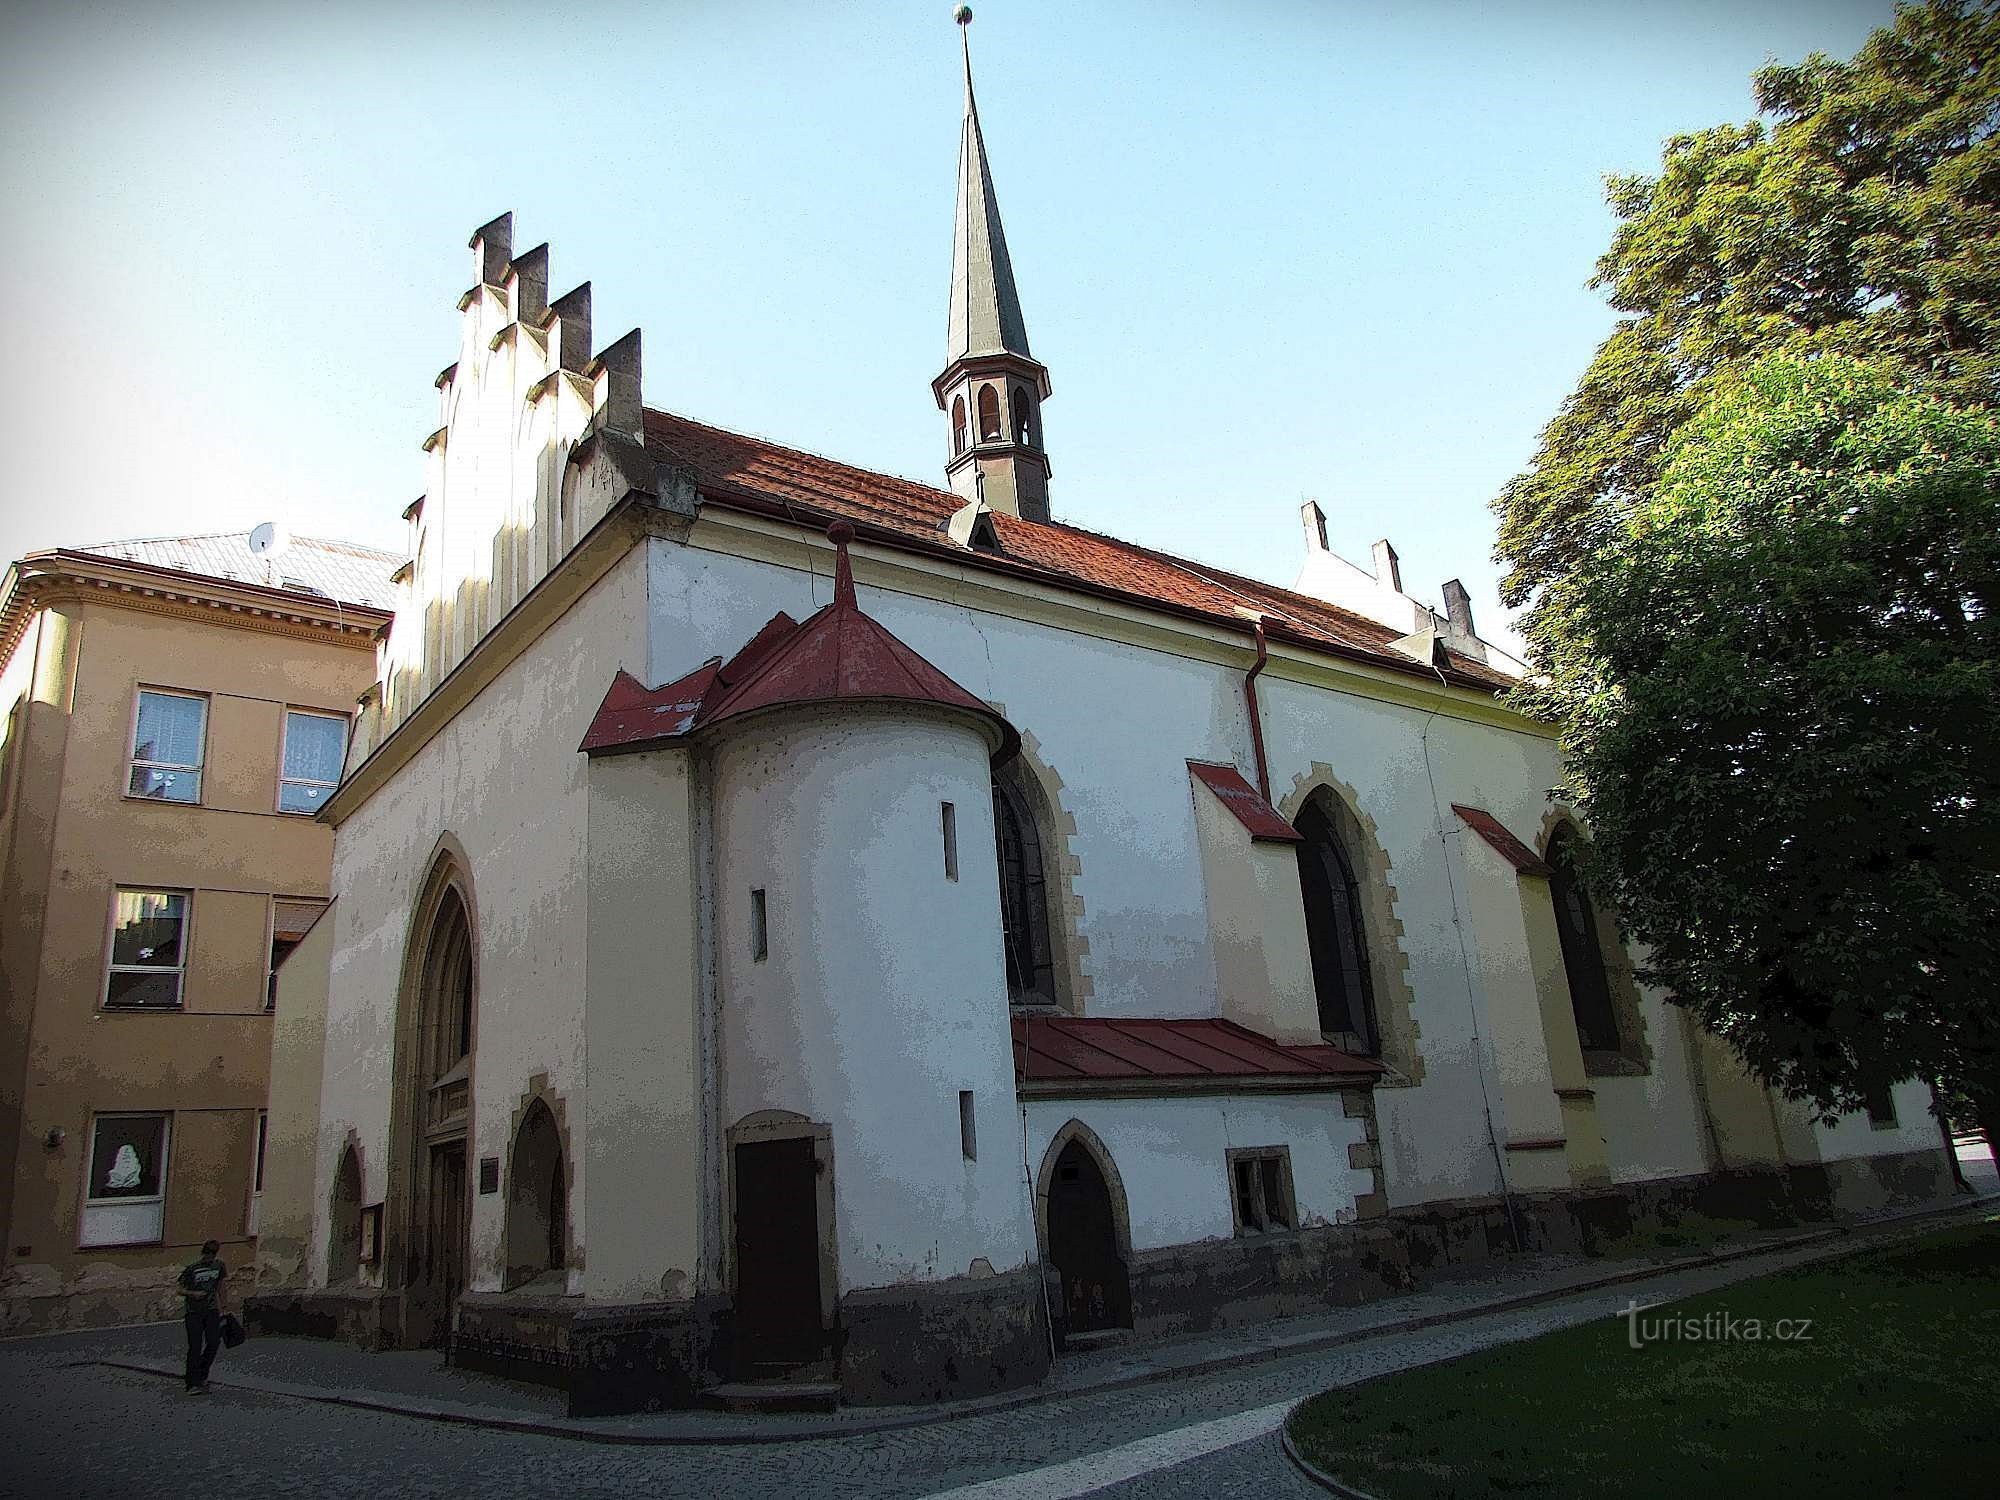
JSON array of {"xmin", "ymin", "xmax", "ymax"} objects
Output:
[{"xmin": 955, "ymin": 6, "xmax": 973, "ymax": 26}]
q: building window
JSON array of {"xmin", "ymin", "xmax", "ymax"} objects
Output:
[
  {"xmin": 977, "ymin": 383, "xmax": 1002, "ymax": 442},
  {"xmin": 942, "ymin": 802, "xmax": 959, "ymax": 881},
  {"xmin": 952, "ymin": 394, "xmax": 968, "ymax": 455},
  {"xmin": 959, "ymin": 1090, "xmax": 977, "ymax": 1161},
  {"xmin": 80, "ymin": 1113, "xmax": 171, "ymax": 1247},
  {"xmin": 268, "ymin": 898, "xmax": 328, "ymax": 1010},
  {"xmin": 1547, "ymin": 827, "xmax": 1621, "ymax": 1054},
  {"xmin": 279, "ymin": 709, "xmax": 347, "ymax": 813},
  {"xmin": 247, "ymin": 1110, "xmax": 268, "ymax": 1237},
  {"xmin": 1228, "ymin": 1147, "xmax": 1295, "ymax": 1235},
  {"xmin": 1011, "ymin": 385, "xmax": 1032, "ymax": 446},
  {"xmin": 750, "ymin": 888, "xmax": 768, "ymax": 962},
  {"xmin": 992, "ymin": 773, "xmax": 1056, "ymax": 1006},
  {"xmin": 1294, "ymin": 800, "xmax": 1378, "ymax": 1051},
  {"xmin": 105, "ymin": 889, "xmax": 189, "ymax": 1009},
  {"xmin": 1864, "ymin": 1083, "xmax": 1898, "ymax": 1128},
  {"xmin": 127, "ymin": 688, "xmax": 207, "ymax": 803}
]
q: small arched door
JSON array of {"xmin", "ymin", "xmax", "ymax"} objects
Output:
[{"xmin": 1046, "ymin": 1139, "xmax": 1131, "ymax": 1333}]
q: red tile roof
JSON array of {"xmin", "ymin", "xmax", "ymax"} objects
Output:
[
  {"xmin": 1451, "ymin": 805, "xmax": 1552, "ymax": 876},
  {"xmin": 1188, "ymin": 761, "xmax": 1301, "ymax": 843},
  {"xmin": 643, "ymin": 409, "xmax": 1515, "ymax": 693},
  {"xmin": 580, "ymin": 524, "xmax": 1017, "ymax": 759},
  {"xmin": 1013, "ymin": 1015, "xmax": 1382, "ymax": 1093}
]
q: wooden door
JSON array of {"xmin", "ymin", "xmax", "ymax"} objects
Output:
[
  {"xmin": 732, "ymin": 1138, "xmax": 824, "ymax": 1372},
  {"xmin": 426, "ymin": 1143, "xmax": 468, "ymax": 1345},
  {"xmin": 1047, "ymin": 1140, "xmax": 1131, "ymax": 1332}
]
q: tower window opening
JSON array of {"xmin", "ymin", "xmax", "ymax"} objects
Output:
[
  {"xmin": 952, "ymin": 395, "xmax": 968, "ymax": 455},
  {"xmin": 977, "ymin": 384, "xmax": 1002, "ymax": 442},
  {"xmin": 1011, "ymin": 386, "xmax": 1031, "ymax": 446}
]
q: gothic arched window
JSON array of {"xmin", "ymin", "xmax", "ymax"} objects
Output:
[
  {"xmin": 992, "ymin": 773, "xmax": 1056, "ymax": 1006},
  {"xmin": 1294, "ymin": 799, "xmax": 1377, "ymax": 1051},
  {"xmin": 1548, "ymin": 826, "xmax": 1620, "ymax": 1052},
  {"xmin": 977, "ymin": 383, "xmax": 1003, "ymax": 442},
  {"xmin": 952, "ymin": 394, "xmax": 968, "ymax": 455},
  {"xmin": 1010, "ymin": 386, "xmax": 1032, "ymax": 446}
]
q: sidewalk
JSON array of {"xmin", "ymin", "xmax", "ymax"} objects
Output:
[{"xmin": 92, "ymin": 1188, "xmax": 1997, "ymax": 1446}]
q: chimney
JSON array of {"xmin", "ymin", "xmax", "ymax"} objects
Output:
[
  {"xmin": 1442, "ymin": 579, "xmax": 1476, "ymax": 639},
  {"xmin": 1301, "ymin": 499, "xmax": 1329, "ymax": 553},
  {"xmin": 1372, "ymin": 539, "xmax": 1401, "ymax": 592}
]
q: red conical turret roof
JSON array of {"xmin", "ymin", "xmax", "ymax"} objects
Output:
[{"xmin": 581, "ymin": 522, "xmax": 1018, "ymax": 761}]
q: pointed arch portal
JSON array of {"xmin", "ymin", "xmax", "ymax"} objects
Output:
[{"xmin": 1036, "ymin": 1124, "xmax": 1133, "ymax": 1335}]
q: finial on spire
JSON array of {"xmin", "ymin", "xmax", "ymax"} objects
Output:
[
  {"xmin": 954, "ymin": 6, "xmax": 972, "ymax": 26},
  {"xmin": 828, "ymin": 520, "xmax": 857, "ymax": 608}
]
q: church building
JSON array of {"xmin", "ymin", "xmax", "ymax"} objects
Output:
[{"xmin": 250, "ymin": 21, "xmax": 1955, "ymax": 1414}]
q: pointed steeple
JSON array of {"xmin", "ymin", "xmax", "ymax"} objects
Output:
[
  {"xmin": 933, "ymin": 8, "xmax": 1053, "ymax": 524},
  {"xmin": 949, "ymin": 25, "xmax": 1032, "ymax": 363}
]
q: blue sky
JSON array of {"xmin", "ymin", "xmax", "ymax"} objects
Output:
[{"xmin": 1, "ymin": 0, "xmax": 1896, "ymax": 652}]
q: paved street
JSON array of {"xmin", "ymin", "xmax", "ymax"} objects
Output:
[{"xmin": 4, "ymin": 1208, "xmax": 1986, "ymax": 1500}]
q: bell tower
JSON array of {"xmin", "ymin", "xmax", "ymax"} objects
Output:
[{"xmin": 932, "ymin": 8, "xmax": 1052, "ymax": 523}]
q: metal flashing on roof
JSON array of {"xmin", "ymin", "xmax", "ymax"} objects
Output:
[
  {"xmin": 1188, "ymin": 761, "xmax": 1301, "ymax": 843},
  {"xmin": 1013, "ymin": 1015, "xmax": 1381, "ymax": 1095},
  {"xmin": 1451, "ymin": 804, "xmax": 1552, "ymax": 876}
]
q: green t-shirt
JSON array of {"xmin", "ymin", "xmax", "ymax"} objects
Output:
[{"xmin": 178, "ymin": 1257, "xmax": 226, "ymax": 1304}]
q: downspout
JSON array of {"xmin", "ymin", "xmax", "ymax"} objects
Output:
[
  {"xmin": 694, "ymin": 747, "xmax": 725, "ymax": 1300},
  {"xmin": 1241, "ymin": 615, "xmax": 1272, "ymax": 801}
]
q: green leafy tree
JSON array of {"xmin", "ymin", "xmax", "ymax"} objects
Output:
[
  {"xmin": 1497, "ymin": 0, "xmax": 2000, "ymax": 619},
  {"xmin": 1543, "ymin": 354, "xmax": 1999, "ymax": 1133}
]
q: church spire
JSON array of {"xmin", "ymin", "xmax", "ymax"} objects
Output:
[
  {"xmin": 933, "ymin": 7, "xmax": 1052, "ymax": 524},
  {"xmin": 949, "ymin": 16, "xmax": 1031, "ymax": 363}
]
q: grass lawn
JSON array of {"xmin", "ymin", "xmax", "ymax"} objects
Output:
[{"xmin": 1287, "ymin": 1215, "xmax": 2000, "ymax": 1498}]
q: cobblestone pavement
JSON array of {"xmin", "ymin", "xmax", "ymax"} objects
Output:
[{"xmin": 2, "ymin": 1214, "xmax": 1987, "ymax": 1500}]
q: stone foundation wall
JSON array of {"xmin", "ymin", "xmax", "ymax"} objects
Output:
[
  {"xmin": 239, "ymin": 1147, "xmax": 1958, "ymax": 1413},
  {"xmin": 243, "ymin": 1286, "xmax": 400, "ymax": 1349},
  {"xmin": 4, "ymin": 1261, "xmax": 254, "ymax": 1338},
  {"xmin": 837, "ymin": 1265, "xmax": 1050, "ymax": 1406}
]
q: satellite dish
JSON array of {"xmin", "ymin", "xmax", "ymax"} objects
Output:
[{"xmin": 248, "ymin": 521, "xmax": 291, "ymax": 558}]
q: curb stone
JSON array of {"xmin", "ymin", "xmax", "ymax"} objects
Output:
[
  {"xmin": 91, "ymin": 1192, "xmax": 1996, "ymax": 1447},
  {"xmin": 1280, "ymin": 1409, "xmax": 1386, "ymax": 1499}
]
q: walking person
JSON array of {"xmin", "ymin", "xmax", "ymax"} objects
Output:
[{"xmin": 178, "ymin": 1239, "xmax": 227, "ymax": 1393}]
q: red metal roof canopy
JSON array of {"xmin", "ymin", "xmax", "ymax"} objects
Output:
[
  {"xmin": 1013, "ymin": 1015, "xmax": 1381, "ymax": 1095},
  {"xmin": 1188, "ymin": 761, "xmax": 1301, "ymax": 843},
  {"xmin": 1451, "ymin": 805, "xmax": 1552, "ymax": 876}
]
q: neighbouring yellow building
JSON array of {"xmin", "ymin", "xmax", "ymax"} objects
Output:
[{"xmin": 0, "ymin": 532, "xmax": 394, "ymax": 1333}]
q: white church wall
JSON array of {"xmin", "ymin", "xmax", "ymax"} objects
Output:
[
  {"xmin": 1021, "ymin": 1095, "xmax": 1373, "ymax": 1251},
  {"xmin": 645, "ymin": 530, "xmax": 1729, "ymax": 1213},
  {"xmin": 314, "ymin": 545, "xmax": 649, "ymax": 1291},
  {"xmin": 1812, "ymin": 1079, "xmax": 1941, "ymax": 1162},
  {"xmin": 1589, "ymin": 998, "xmax": 1716, "ymax": 1185},
  {"xmin": 712, "ymin": 710, "xmax": 1034, "ymax": 1292}
]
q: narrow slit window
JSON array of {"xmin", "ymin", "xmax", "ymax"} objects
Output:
[
  {"xmin": 959, "ymin": 1090, "xmax": 976, "ymax": 1161},
  {"xmin": 942, "ymin": 802, "xmax": 959, "ymax": 881},
  {"xmin": 750, "ymin": 888, "xmax": 768, "ymax": 961}
]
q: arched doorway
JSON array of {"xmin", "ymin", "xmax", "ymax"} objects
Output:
[
  {"xmin": 391, "ymin": 870, "xmax": 475, "ymax": 1348},
  {"xmin": 327, "ymin": 1144, "xmax": 362, "ymax": 1284},
  {"xmin": 1044, "ymin": 1136, "xmax": 1131, "ymax": 1335},
  {"xmin": 505, "ymin": 1100, "xmax": 565, "ymax": 1289}
]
